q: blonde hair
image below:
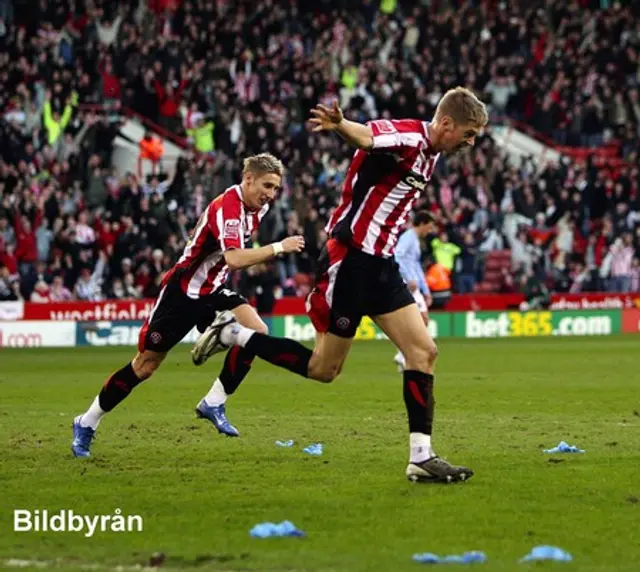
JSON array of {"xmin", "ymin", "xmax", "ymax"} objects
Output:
[
  {"xmin": 435, "ymin": 87, "xmax": 488, "ymax": 127},
  {"xmin": 242, "ymin": 153, "xmax": 284, "ymax": 178}
]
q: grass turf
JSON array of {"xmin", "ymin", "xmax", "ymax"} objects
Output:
[{"xmin": 0, "ymin": 337, "xmax": 639, "ymax": 571}]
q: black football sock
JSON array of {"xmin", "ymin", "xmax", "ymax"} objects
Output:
[
  {"xmin": 245, "ymin": 333, "xmax": 312, "ymax": 377},
  {"xmin": 98, "ymin": 362, "xmax": 143, "ymax": 412},
  {"xmin": 219, "ymin": 346, "xmax": 255, "ymax": 395},
  {"xmin": 403, "ymin": 370, "xmax": 435, "ymax": 434}
]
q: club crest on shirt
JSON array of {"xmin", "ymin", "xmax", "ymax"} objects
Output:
[{"xmin": 224, "ymin": 219, "xmax": 241, "ymax": 239}]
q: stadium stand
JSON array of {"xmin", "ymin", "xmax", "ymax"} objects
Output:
[{"xmin": 0, "ymin": 0, "xmax": 639, "ymax": 305}]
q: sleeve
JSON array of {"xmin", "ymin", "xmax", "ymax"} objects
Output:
[
  {"xmin": 43, "ymin": 101, "xmax": 54, "ymax": 130},
  {"xmin": 407, "ymin": 238, "xmax": 429, "ymax": 295},
  {"xmin": 211, "ymin": 193, "xmax": 244, "ymax": 251},
  {"xmin": 394, "ymin": 231, "xmax": 414, "ymax": 282},
  {"xmin": 416, "ymin": 259, "xmax": 430, "ymax": 295},
  {"xmin": 396, "ymin": 230, "xmax": 425, "ymax": 289},
  {"xmin": 368, "ymin": 119, "xmax": 425, "ymax": 154},
  {"xmin": 60, "ymin": 103, "xmax": 73, "ymax": 130}
]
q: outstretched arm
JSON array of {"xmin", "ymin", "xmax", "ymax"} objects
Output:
[
  {"xmin": 309, "ymin": 101, "xmax": 373, "ymax": 151},
  {"xmin": 309, "ymin": 102, "xmax": 424, "ymax": 154},
  {"xmin": 224, "ymin": 236, "xmax": 305, "ymax": 270}
]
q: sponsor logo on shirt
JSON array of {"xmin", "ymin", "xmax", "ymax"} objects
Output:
[{"xmin": 403, "ymin": 172, "xmax": 427, "ymax": 191}]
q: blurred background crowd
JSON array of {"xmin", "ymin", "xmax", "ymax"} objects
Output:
[{"xmin": 0, "ymin": 0, "xmax": 639, "ymax": 307}]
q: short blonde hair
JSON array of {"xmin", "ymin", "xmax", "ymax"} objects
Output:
[
  {"xmin": 435, "ymin": 87, "xmax": 488, "ymax": 128},
  {"xmin": 242, "ymin": 153, "xmax": 284, "ymax": 178}
]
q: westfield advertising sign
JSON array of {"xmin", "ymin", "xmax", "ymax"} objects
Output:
[{"xmin": 1, "ymin": 293, "xmax": 639, "ymax": 322}]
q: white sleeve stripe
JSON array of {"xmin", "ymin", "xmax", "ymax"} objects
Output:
[
  {"xmin": 372, "ymin": 132, "xmax": 423, "ymax": 150},
  {"xmin": 216, "ymin": 208, "xmax": 225, "ymax": 249}
]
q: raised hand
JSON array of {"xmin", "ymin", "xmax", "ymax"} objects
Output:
[{"xmin": 308, "ymin": 100, "xmax": 343, "ymax": 132}]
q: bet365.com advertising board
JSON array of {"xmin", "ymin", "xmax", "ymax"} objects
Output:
[{"xmin": 454, "ymin": 310, "xmax": 621, "ymax": 338}]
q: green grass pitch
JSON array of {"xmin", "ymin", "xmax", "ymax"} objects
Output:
[{"xmin": 1, "ymin": 337, "xmax": 639, "ymax": 571}]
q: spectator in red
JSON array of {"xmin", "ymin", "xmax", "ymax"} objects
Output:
[
  {"xmin": 134, "ymin": 262, "xmax": 153, "ymax": 296},
  {"xmin": 14, "ymin": 208, "xmax": 41, "ymax": 279},
  {"xmin": 0, "ymin": 234, "xmax": 17, "ymax": 274},
  {"xmin": 529, "ymin": 213, "xmax": 555, "ymax": 244},
  {"xmin": 96, "ymin": 220, "xmax": 118, "ymax": 252},
  {"xmin": 147, "ymin": 0, "xmax": 181, "ymax": 15},
  {"xmin": 98, "ymin": 59, "xmax": 121, "ymax": 103},
  {"xmin": 154, "ymin": 73, "xmax": 188, "ymax": 133},
  {"xmin": 66, "ymin": 8, "xmax": 89, "ymax": 38}
]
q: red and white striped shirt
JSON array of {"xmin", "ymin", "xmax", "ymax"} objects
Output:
[
  {"xmin": 327, "ymin": 119, "xmax": 439, "ymax": 258},
  {"xmin": 163, "ymin": 185, "xmax": 269, "ymax": 299}
]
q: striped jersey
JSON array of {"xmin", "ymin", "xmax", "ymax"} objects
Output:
[
  {"xmin": 327, "ymin": 119, "xmax": 439, "ymax": 257},
  {"xmin": 163, "ymin": 185, "xmax": 269, "ymax": 299}
]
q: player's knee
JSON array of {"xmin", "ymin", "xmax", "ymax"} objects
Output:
[
  {"xmin": 134, "ymin": 362, "xmax": 157, "ymax": 381},
  {"xmin": 405, "ymin": 339, "xmax": 438, "ymax": 371},
  {"xmin": 317, "ymin": 367, "xmax": 340, "ymax": 383},
  {"xmin": 422, "ymin": 339, "xmax": 438, "ymax": 367},
  {"xmin": 255, "ymin": 321, "xmax": 269, "ymax": 335},
  {"xmin": 310, "ymin": 361, "xmax": 341, "ymax": 383}
]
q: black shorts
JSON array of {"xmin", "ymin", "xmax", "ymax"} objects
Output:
[
  {"xmin": 307, "ymin": 238, "xmax": 414, "ymax": 338},
  {"xmin": 138, "ymin": 277, "xmax": 247, "ymax": 353}
]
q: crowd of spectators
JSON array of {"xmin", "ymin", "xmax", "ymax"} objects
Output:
[{"xmin": 1, "ymin": 0, "xmax": 639, "ymax": 306}]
